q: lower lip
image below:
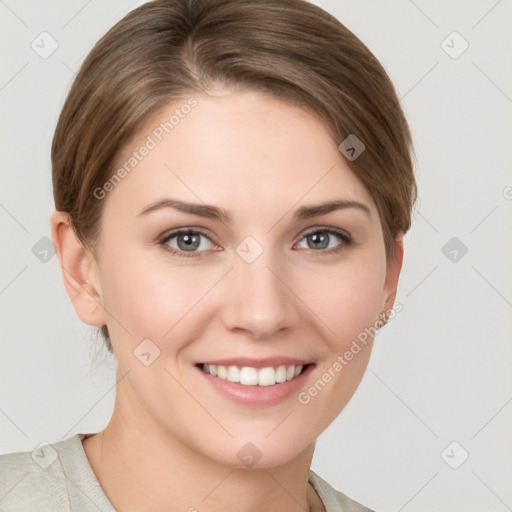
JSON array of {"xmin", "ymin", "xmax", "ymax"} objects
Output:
[{"xmin": 196, "ymin": 364, "xmax": 315, "ymax": 407}]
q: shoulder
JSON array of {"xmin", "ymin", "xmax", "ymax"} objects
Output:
[
  {"xmin": 309, "ymin": 469, "xmax": 375, "ymax": 512},
  {"xmin": 0, "ymin": 435, "xmax": 83, "ymax": 512}
]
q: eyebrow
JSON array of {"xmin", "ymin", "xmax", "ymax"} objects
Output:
[{"xmin": 137, "ymin": 198, "xmax": 371, "ymax": 223}]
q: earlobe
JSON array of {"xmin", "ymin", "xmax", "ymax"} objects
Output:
[
  {"xmin": 50, "ymin": 211, "xmax": 107, "ymax": 328},
  {"xmin": 381, "ymin": 232, "xmax": 404, "ymax": 316}
]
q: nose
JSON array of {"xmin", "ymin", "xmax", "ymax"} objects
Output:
[{"xmin": 220, "ymin": 249, "xmax": 301, "ymax": 340}]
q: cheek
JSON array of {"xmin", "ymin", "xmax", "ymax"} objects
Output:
[
  {"xmin": 99, "ymin": 251, "xmax": 220, "ymax": 343},
  {"xmin": 297, "ymin": 257, "xmax": 386, "ymax": 350},
  {"xmin": 293, "ymin": 264, "xmax": 385, "ymax": 425}
]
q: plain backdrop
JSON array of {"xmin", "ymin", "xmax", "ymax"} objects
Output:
[{"xmin": 1, "ymin": 1, "xmax": 511, "ymax": 511}]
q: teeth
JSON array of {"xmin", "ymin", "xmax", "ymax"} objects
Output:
[
  {"xmin": 239, "ymin": 366, "xmax": 258, "ymax": 385},
  {"xmin": 201, "ymin": 363, "xmax": 305, "ymax": 386},
  {"xmin": 275, "ymin": 365, "xmax": 287, "ymax": 383},
  {"xmin": 227, "ymin": 365, "xmax": 239, "ymax": 383},
  {"xmin": 217, "ymin": 365, "xmax": 227, "ymax": 379}
]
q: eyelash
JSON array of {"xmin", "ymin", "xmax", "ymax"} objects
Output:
[{"xmin": 157, "ymin": 227, "xmax": 353, "ymax": 259}]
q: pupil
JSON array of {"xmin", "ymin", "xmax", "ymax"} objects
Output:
[
  {"xmin": 179, "ymin": 233, "xmax": 199, "ymax": 251},
  {"xmin": 310, "ymin": 232, "xmax": 328, "ymax": 249}
]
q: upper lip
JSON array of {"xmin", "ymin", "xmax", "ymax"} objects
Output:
[{"xmin": 197, "ymin": 357, "xmax": 313, "ymax": 369}]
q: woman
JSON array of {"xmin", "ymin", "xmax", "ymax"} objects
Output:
[{"xmin": 0, "ymin": 0, "xmax": 416, "ymax": 510}]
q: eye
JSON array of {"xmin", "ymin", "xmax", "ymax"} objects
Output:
[
  {"xmin": 159, "ymin": 229, "xmax": 216, "ymax": 258},
  {"xmin": 295, "ymin": 227, "xmax": 352, "ymax": 254}
]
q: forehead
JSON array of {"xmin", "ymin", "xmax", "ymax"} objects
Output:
[{"xmin": 104, "ymin": 90, "xmax": 376, "ymax": 219}]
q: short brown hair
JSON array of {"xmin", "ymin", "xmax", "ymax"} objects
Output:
[{"xmin": 52, "ymin": 0, "xmax": 417, "ymax": 353}]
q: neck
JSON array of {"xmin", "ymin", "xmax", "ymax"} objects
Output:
[{"xmin": 82, "ymin": 380, "xmax": 325, "ymax": 512}]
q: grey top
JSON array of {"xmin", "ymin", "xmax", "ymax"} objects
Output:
[{"xmin": 0, "ymin": 433, "xmax": 373, "ymax": 511}]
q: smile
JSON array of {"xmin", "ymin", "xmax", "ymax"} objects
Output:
[{"xmin": 199, "ymin": 363, "xmax": 308, "ymax": 386}]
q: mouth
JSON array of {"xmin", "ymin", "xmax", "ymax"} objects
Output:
[{"xmin": 195, "ymin": 362, "xmax": 314, "ymax": 387}]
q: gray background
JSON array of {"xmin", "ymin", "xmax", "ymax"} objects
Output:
[{"xmin": 1, "ymin": 1, "xmax": 511, "ymax": 511}]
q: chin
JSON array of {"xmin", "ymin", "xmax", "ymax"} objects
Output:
[{"xmin": 194, "ymin": 431, "xmax": 314, "ymax": 470}]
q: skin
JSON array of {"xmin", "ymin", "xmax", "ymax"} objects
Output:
[{"xmin": 51, "ymin": 87, "xmax": 403, "ymax": 512}]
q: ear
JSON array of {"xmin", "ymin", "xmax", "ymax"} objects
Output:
[
  {"xmin": 381, "ymin": 232, "xmax": 404, "ymax": 315},
  {"xmin": 50, "ymin": 211, "xmax": 107, "ymax": 328}
]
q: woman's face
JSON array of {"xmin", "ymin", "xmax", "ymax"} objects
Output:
[{"xmin": 83, "ymin": 88, "xmax": 401, "ymax": 467}]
